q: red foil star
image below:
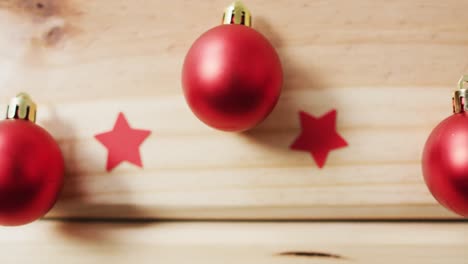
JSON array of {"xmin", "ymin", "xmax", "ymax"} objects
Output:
[
  {"xmin": 95, "ymin": 112, "xmax": 151, "ymax": 171},
  {"xmin": 290, "ymin": 109, "xmax": 348, "ymax": 168}
]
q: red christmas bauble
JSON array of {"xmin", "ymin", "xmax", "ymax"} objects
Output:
[
  {"xmin": 422, "ymin": 112, "xmax": 468, "ymax": 216},
  {"xmin": 0, "ymin": 120, "xmax": 64, "ymax": 226},
  {"xmin": 182, "ymin": 24, "xmax": 283, "ymax": 132}
]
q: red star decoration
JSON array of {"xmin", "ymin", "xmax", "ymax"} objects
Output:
[
  {"xmin": 95, "ymin": 112, "xmax": 151, "ymax": 171},
  {"xmin": 290, "ymin": 109, "xmax": 348, "ymax": 168}
]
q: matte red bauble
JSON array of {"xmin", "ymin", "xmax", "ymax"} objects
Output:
[
  {"xmin": 422, "ymin": 76, "xmax": 468, "ymax": 217},
  {"xmin": 0, "ymin": 93, "xmax": 64, "ymax": 226},
  {"xmin": 182, "ymin": 1, "xmax": 283, "ymax": 131}
]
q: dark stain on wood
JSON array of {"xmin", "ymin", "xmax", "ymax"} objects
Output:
[
  {"xmin": 43, "ymin": 25, "xmax": 63, "ymax": 46},
  {"xmin": 0, "ymin": 0, "xmax": 82, "ymax": 48},
  {"xmin": 0, "ymin": 0, "xmax": 79, "ymax": 19},
  {"xmin": 278, "ymin": 251, "xmax": 346, "ymax": 260}
]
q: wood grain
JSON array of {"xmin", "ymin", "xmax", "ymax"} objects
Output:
[
  {"xmin": 0, "ymin": 221, "xmax": 467, "ymax": 264},
  {"xmin": 0, "ymin": 0, "xmax": 467, "ymax": 219}
]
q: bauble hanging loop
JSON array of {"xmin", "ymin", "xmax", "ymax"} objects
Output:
[
  {"xmin": 222, "ymin": 0, "xmax": 252, "ymax": 26},
  {"xmin": 6, "ymin": 92, "xmax": 37, "ymax": 122},
  {"xmin": 182, "ymin": 1, "xmax": 283, "ymax": 132},
  {"xmin": 0, "ymin": 93, "xmax": 64, "ymax": 226},
  {"xmin": 453, "ymin": 75, "xmax": 468, "ymax": 113},
  {"xmin": 422, "ymin": 75, "xmax": 468, "ymax": 217}
]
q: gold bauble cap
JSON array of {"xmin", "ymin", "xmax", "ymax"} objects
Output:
[
  {"xmin": 6, "ymin": 93, "xmax": 37, "ymax": 123},
  {"xmin": 222, "ymin": 1, "xmax": 252, "ymax": 27}
]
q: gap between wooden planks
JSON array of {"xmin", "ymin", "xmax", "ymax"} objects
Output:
[
  {"xmin": 0, "ymin": 221, "xmax": 467, "ymax": 264},
  {"xmin": 1, "ymin": 0, "xmax": 468, "ymax": 220}
]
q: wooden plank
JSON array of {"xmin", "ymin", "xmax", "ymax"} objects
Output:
[
  {"xmin": 0, "ymin": 0, "xmax": 467, "ymax": 219},
  {"xmin": 0, "ymin": 221, "xmax": 467, "ymax": 264}
]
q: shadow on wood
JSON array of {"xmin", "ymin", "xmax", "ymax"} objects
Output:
[
  {"xmin": 242, "ymin": 16, "xmax": 337, "ymax": 151},
  {"xmin": 41, "ymin": 107, "xmax": 152, "ymax": 242}
]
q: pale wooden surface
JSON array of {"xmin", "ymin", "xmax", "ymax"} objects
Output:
[
  {"xmin": 0, "ymin": 0, "xmax": 467, "ymax": 219},
  {"xmin": 0, "ymin": 221, "xmax": 466, "ymax": 264}
]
